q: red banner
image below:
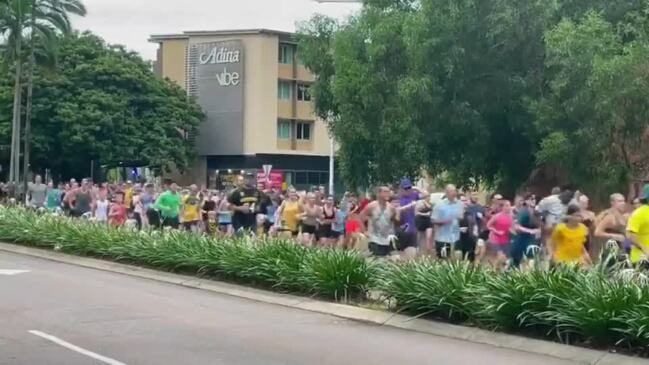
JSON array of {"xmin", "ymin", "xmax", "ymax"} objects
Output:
[{"xmin": 257, "ymin": 170, "xmax": 283, "ymax": 190}]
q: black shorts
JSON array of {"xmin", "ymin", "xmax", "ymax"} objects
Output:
[
  {"xmin": 395, "ymin": 231, "xmax": 418, "ymax": 251},
  {"xmin": 301, "ymin": 224, "xmax": 317, "ymax": 235},
  {"xmin": 415, "ymin": 216, "xmax": 431, "ymax": 232},
  {"xmin": 457, "ymin": 238, "xmax": 477, "ymax": 262},
  {"xmin": 319, "ymin": 224, "xmax": 335, "ymax": 239},
  {"xmin": 183, "ymin": 221, "xmax": 198, "ymax": 231},
  {"xmin": 369, "ymin": 242, "xmax": 391, "ymax": 257},
  {"xmin": 162, "ymin": 216, "xmax": 180, "ymax": 229},
  {"xmin": 147, "ymin": 209, "xmax": 161, "ymax": 228}
]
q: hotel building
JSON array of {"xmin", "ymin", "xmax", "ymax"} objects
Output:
[{"xmin": 149, "ymin": 29, "xmax": 332, "ymax": 190}]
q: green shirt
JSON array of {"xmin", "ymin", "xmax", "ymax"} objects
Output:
[{"xmin": 154, "ymin": 190, "xmax": 181, "ymax": 218}]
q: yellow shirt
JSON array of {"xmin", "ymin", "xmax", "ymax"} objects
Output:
[
  {"xmin": 182, "ymin": 195, "xmax": 201, "ymax": 223},
  {"xmin": 124, "ymin": 188, "xmax": 133, "ymax": 208},
  {"xmin": 626, "ymin": 205, "xmax": 649, "ymax": 263},
  {"xmin": 551, "ymin": 223, "xmax": 588, "ymax": 263},
  {"xmin": 281, "ymin": 200, "xmax": 301, "ymax": 232}
]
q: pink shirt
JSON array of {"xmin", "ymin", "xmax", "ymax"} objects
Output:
[{"xmin": 489, "ymin": 212, "xmax": 513, "ymax": 245}]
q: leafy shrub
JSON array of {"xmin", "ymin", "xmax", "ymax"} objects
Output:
[{"xmin": 0, "ymin": 207, "xmax": 372, "ymax": 301}]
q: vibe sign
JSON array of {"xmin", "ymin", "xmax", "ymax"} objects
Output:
[{"xmin": 215, "ymin": 67, "xmax": 240, "ymax": 86}]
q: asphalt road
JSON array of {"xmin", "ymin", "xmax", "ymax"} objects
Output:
[{"xmin": 0, "ymin": 251, "xmax": 583, "ymax": 365}]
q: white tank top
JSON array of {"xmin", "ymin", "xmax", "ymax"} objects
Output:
[{"xmin": 95, "ymin": 200, "xmax": 109, "ymax": 221}]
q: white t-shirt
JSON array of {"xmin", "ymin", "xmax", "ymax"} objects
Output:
[{"xmin": 95, "ymin": 200, "xmax": 109, "ymax": 221}]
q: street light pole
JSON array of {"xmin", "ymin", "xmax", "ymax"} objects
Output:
[{"xmin": 329, "ymin": 136, "xmax": 335, "ymax": 196}]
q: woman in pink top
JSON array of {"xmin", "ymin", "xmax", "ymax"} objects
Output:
[{"xmin": 487, "ymin": 200, "xmax": 514, "ymax": 268}]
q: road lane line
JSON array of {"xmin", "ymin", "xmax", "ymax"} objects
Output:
[
  {"xmin": 0, "ymin": 269, "xmax": 30, "ymax": 275},
  {"xmin": 28, "ymin": 330, "xmax": 128, "ymax": 365}
]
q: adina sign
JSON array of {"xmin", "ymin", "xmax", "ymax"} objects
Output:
[{"xmin": 199, "ymin": 47, "xmax": 241, "ymax": 65}]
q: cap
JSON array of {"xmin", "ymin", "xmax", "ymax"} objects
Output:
[{"xmin": 399, "ymin": 178, "xmax": 413, "ymax": 190}]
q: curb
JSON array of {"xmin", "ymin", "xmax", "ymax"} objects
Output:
[{"xmin": 0, "ymin": 242, "xmax": 644, "ymax": 365}]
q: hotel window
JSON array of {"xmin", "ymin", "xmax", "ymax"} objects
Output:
[
  {"xmin": 297, "ymin": 84, "xmax": 311, "ymax": 101},
  {"xmin": 277, "ymin": 120, "xmax": 292, "ymax": 139},
  {"xmin": 279, "ymin": 44, "xmax": 294, "ymax": 64},
  {"xmin": 278, "ymin": 81, "xmax": 292, "ymax": 100},
  {"xmin": 296, "ymin": 122, "xmax": 312, "ymax": 140}
]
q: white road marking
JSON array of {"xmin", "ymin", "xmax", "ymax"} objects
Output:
[
  {"xmin": 28, "ymin": 330, "xmax": 128, "ymax": 365},
  {"xmin": 0, "ymin": 269, "xmax": 30, "ymax": 275}
]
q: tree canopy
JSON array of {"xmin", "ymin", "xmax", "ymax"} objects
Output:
[
  {"xmin": 0, "ymin": 32, "xmax": 203, "ymax": 180},
  {"xmin": 298, "ymin": 0, "xmax": 649, "ymax": 196}
]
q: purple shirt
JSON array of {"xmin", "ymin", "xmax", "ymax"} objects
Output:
[{"xmin": 399, "ymin": 191, "xmax": 419, "ymax": 233}]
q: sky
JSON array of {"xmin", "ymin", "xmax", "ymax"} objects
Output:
[{"xmin": 72, "ymin": 0, "xmax": 361, "ymax": 60}]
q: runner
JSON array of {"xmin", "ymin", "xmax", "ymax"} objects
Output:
[
  {"xmin": 108, "ymin": 192, "xmax": 127, "ymax": 227},
  {"xmin": 332, "ymin": 198, "xmax": 347, "ymax": 248},
  {"xmin": 132, "ymin": 188, "xmax": 143, "ymax": 230},
  {"xmin": 201, "ymin": 190, "xmax": 217, "ymax": 235},
  {"xmin": 549, "ymin": 204, "xmax": 591, "ymax": 266},
  {"xmin": 123, "ymin": 181, "xmax": 134, "ymax": 211},
  {"xmin": 71, "ymin": 179, "xmax": 93, "ymax": 218},
  {"xmin": 457, "ymin": 194, "xmax": 479, "ymax": 262},
  {"xmin": 300, "ymin": 192, "xmax": 322, "ymax": 246},
  {"xmin": 94, "ymin": 193, "xmax": 110, "ymax": 223},
  {"xmin": 318, "ymin": 196, "xmax": 337, "ymax": 247},
  {"xmin": 228, "ymin": 173, "xmax": 263, "ymax": 234},
  {"xmin": 487, "ymin": 199, "xmax": 514, "ymax": 269},
  {"xmin": 594, "ymin": 193, "xmax": 627, "ymax": 260},
  {"xmin": 45, "ymin": 182, "xmax": 62, "ymax": 212},
  {"xmin": 27, "ymin": 175, "xmax": 47, "ymax": 209},
  {"xmin": 140, "ymin": 183, "xmax": 157, "ymax": 229},
  {"xmin": 537, "ymin": 188, "xmax": 573, "ymax": 228},
  {"xmin": 397, "ymin": 179, "xmax": 428, "ymax": 259},
  {"xmin": 626, "ymin": 185, "xmax": 649, "ymax": 268},
  {"xmin": 344, "ymin": 194, "xmax": 363, "ymax": 250},
  {"xmin": 360, "ymin": 186, "xmax": 398, "ymax": 257},
  {"xmin": 510, "ymin": 194, "xmax": 541, "ymax": 269},
  {"xmin": 431, "ymin": 184, "xmax": 463, "ymax": 259},
  {"xmin": 577, "ymin": 194, "xmax": 597, "ymax": 258},
  {"xmin": 414, "ymin": 198, "xmax": 433, "ymax": 253},
  {"xmin": 154, "ymin": 182, "xmax": 182, "ymax": 229},
  {"xmin": 217, "ymin": 192, "xmax": 232, "ymax": 236},
  {"xmin": 181, "ymin": 184, "xmax": 201, "ymax": 233},
  {"xmin": 276, "ymin": 187, "xmax": 301, "ymax": 238}
]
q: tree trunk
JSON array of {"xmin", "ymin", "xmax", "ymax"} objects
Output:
[
  {"xmin": 10, "ymin": 33, "xmax": 23, "ymax": 194},
  {"xmin": 23, "ymin": 0, "xmax": 36, "ymax": 202}
]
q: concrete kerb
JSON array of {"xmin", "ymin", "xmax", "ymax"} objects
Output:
[{"xmin": 0, "ymin": 242, "xmax": 644, "ymax": 365}]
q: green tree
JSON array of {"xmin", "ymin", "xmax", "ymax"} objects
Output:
[
  {"xmin": 299, "ymin": 0, "xmax": 649, "ymax": 195},
  {"xmin": 0, "ymin": 32, "xmax": 204, "ymax": 180},
  {"xmin": 0, "ymin": 0, "xmax": 86, "ymax": 186},
  {"xmin": 533, "ymin": 11, "xmax": 649, "ymax": 197},
  {"xmin": 299, "ymin": 6, "xmax": 425, "ymax": 188}
]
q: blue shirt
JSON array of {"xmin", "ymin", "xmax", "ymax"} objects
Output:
[
  {"xmin": 432, "ymin": 199, "xmax": 463, "ymax": 243},
  {"xmin": 333, "ymin": 208, "xmax": 347, "ymax": 233}
]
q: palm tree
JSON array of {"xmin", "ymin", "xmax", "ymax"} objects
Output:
[
  {"xmin": 0, "ymin": 0, "xmax": 85, "ymax": 192},
  {"xmin": 22, "ymin": 0, "xmax": 86, "ymax": 197}
]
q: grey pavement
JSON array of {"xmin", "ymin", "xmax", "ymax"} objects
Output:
[{"xmin": 0, "ymin": 251, "xmax": 586, "ymax": 365}]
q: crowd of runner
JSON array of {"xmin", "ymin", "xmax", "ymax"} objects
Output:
[{"xmin": 14, "ymin": 172, "xmax": 649, "ymax": 269}]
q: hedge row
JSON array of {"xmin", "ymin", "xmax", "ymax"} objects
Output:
[
  {"xmin": 0, "ymin": 206, "xmax": 647, "ymax": 355},
  {"xmin": 0, "ymin": 207, "xmax": 375, "ymax": 301}
]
